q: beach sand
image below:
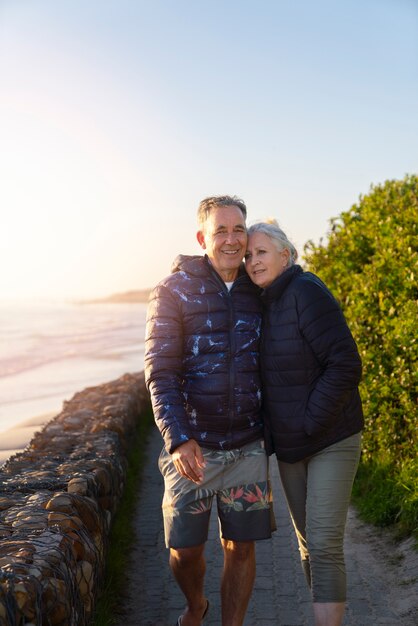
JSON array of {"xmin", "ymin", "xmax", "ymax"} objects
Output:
[{"xmin": 0, "ymin": 413, "xmax": 56, "ymax": 465}]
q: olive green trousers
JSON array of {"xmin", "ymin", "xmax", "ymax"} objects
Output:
[{"xmin": 278, "ymin": 432, "xmax": 362, "ymax": 602}]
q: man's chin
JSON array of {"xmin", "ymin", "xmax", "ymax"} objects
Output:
[{"xmin": 223, "ymin": 257, "xmax": 242, "ymax": 268}]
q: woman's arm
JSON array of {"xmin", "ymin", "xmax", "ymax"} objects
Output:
[{"xmin": 297, "ymin": 274, "xmax": 362, "ymax": 435}]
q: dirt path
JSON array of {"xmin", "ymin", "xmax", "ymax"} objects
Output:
[
  {"xmin": 115, "ymin": 427, "xmax": 418, "ymax": 625},
  {"xmin": 344, "ymin": 506, "xmax": 418, "ymax": 624}
]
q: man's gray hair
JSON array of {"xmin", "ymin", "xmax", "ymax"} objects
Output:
[
  {"xmin": 247, "ymin": 219, "xmax": 298, "ymax": 267},
  {"xmin": 197, "ymin": 195, "xmax": 247, "ymax": 227}
]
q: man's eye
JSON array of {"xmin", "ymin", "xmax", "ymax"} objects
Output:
[{"xmin": 244, "ymin": 253, "xmax": 251, "ymax": 260}]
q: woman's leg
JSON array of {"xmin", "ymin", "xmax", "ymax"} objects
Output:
[
  {"xmin": 278, "ymin": 457, "xmax": 310, "ymax": 587},
  {"xmin": 313, "ymin": 602, "xmax": 346, "ymax": 626},
  {"xmin": 279, "ymin": 433, "xmax": 361, "ymax": 626},
  {"xmin": 306, "ymin": 433, "xmax": 361, "ymax": 626}
]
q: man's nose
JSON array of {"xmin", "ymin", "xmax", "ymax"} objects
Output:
[{"xmin": 224, "ymin": 232, "xmax": 236, "ymax": 244}]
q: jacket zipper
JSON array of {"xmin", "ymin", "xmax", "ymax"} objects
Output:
[{"xmin": 210, "ymin": 268, "xmax": 241, "ymax": 447}]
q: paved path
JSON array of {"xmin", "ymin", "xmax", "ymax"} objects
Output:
[{"xmin": 116, "ymin": 427, "xmax": 418, "ymax": 626}]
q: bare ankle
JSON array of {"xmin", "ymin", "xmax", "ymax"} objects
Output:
[{"xmin": 179, "ymin": 599, "xmax": 209, "ymax": 626}]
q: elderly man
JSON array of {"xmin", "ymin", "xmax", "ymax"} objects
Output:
[{"xmin": 145, "ymin": 195, "xmax": 274, "ymax": 626}]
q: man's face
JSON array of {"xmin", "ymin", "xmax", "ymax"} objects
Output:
[{"xmin": 197, "ymin": 204, "xmax": 247, "ymax": 282}]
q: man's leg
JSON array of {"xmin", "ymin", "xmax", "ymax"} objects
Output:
[
  {"xmin": 216, "ymin": 441, "xmax": 274, "ymax": 625},
  {"xmin": 220, "ymin": 539, "xmax": 256, "ymax": 626},
  {"xmin": 170, "ymin": 544, "xmax": 208, "ymax": 626}
]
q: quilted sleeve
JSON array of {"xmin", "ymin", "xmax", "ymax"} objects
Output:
[
  {"xmin": 297, "ymin": 276, "xmax": 362, "ymax": 436},
  {"xmin": 144, "ymin": 283, "xmax": 191, "ymax": 453}
]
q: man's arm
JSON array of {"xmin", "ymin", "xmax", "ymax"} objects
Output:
[
  {"xmin": 145, "ymin": 283, "xmax": 193, "ymax": 452},
  {"xmin": 145, "ymin": 283, "xmax": 207, "ymax": 482}
]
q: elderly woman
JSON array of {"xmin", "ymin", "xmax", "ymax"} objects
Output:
[{"xmin": 245, "ymin": 220, "xmax": 364, "ymax": 626}]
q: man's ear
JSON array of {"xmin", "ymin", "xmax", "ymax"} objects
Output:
[{"xmin": 197, "ymin": 230, "xmax": 206, "ymax": 249}]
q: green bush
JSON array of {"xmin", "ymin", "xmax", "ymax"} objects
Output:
[{"xmin": 304, "ymin": 174, "xmax": 417, "ymax": 538}]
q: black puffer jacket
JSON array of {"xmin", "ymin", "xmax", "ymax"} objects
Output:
[
  {"xmin": 260, "ymin": 264, "xmax": 364, "ymax": 463},
  {"xmin": 145, "ymin": 255, "xmax": 263, "ymax": 454}
]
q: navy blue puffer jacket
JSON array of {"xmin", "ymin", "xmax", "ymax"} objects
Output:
[
  {"xmin": 145, "ymin": 255, "xmax": 263, "ymax": 453},
  {"xmin": 260, "ymin": 265, "xmax": 364, "ymax": 463}
]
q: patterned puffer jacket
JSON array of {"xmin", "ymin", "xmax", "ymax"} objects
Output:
[{"xmin": 145, "ymin": 254, "xmax": 263, "ymax": 453}]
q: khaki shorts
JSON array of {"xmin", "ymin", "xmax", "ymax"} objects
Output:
[{"xmin": 159, "ymin": 439, "xmax": 276, "ymax": 548}]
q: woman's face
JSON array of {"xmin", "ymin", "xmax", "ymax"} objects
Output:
[{"xmin": 245, "ymin": 231, "xmax": 290, "ymax": 288}]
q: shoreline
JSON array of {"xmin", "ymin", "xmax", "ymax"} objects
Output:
[{"xmin": 0, "ymin": 412, "xmax": 56, "ymax": 465}]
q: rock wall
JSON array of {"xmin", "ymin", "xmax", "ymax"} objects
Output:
[{"xmin": 0, "ymin": 371, "xmax": 151, "ymax": 626}]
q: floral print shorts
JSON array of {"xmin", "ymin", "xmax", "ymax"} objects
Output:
[{"xmin": 158, "ymin": 439, "xmax": 276, "ymax": 548}]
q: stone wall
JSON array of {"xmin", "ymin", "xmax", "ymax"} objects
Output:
[{"xmin": 0, "ymin": 371, "xmax": 150, "ymax": 626}]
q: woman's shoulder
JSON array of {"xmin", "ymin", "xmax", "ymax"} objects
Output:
[
  {"xmin": 293, "ymin": 269, "xmax": 331, "ymax": 294},
  {"xmin": 292, "ymin": 270, "xmax": 341, "ymax": 318}
]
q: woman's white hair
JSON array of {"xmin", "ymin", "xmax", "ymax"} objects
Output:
[{"xmin": 247, "ymin": 219, "xmax": 298, "ymax": 267}]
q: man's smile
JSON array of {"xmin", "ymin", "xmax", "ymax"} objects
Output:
[{"xmin": 222, "ymin": 249, "xmax": 241, "ymax": 255}]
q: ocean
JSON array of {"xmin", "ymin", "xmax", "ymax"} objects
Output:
[{"xmin": 0, "ymin": 299, "xmax": 148, "ymax": 437}]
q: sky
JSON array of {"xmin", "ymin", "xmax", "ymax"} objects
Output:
[{"xmin": 0, "ymin": 0, "xmax": 417, "ymax": 300}]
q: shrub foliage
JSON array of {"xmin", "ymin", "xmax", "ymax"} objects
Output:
[{"xmin": 303, "ymin": 174, "xmax": 417, "ymax": 537}]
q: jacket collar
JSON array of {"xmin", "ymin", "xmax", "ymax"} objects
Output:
[
  {"xmin": 171, "ymin": 254, "xmax": 249, "ymax": 284},
  {"xmin": 261, "ymin": 264, "xmax": 303, "ymax": 303}
]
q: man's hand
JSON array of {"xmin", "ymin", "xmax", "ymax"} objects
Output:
[{"xmin": 172, "ymin": 439, "xmax": 206, "ymax": 484}]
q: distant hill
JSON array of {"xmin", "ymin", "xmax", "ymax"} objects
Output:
[{"xmin": 82, "ymin": 289, "xmax": 151, "ymax": 304}]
